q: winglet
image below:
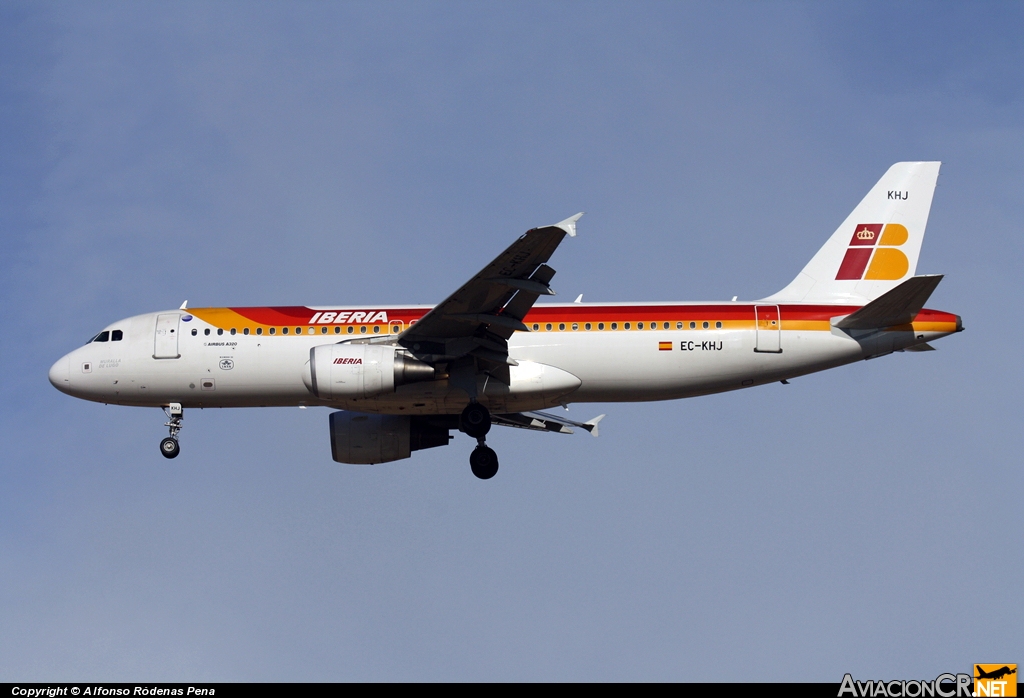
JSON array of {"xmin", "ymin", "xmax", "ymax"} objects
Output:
[
  {"xmin": 179, "ymin": 300, "xmax": 188, "ymax": 310},
  {"xmin": 584, "ymin": 414, "xmax": 605, "ymax": 437},
  {"xmin": 552, "ymin": 212, "xmax": 584, "ymax": 237}
]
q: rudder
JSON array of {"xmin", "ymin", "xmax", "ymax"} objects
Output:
[{"xmin": 763, "ymin": 162, "xmax": 941, "ymax": 303}]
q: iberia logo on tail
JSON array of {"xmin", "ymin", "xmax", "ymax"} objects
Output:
[{"xmin": 835, "ymin": 223, "xmax": 910, "ymax": 280}]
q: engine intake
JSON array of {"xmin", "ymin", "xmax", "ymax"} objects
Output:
[
  {"xmin": 304, "ymin": 344, "xmax": 434, "ymax": 399},
  {"xmin": 329, "ymin": 412, "xmax": 452, "ymax": 464}
]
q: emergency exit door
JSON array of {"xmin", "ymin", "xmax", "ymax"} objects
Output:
[
  {"xmin": 754, "ymin": 305, "xmax": 781, "ymax": 353},
  {"xmin": 153, "ymin": 313, "xmax": 181, "ymax": 359}
]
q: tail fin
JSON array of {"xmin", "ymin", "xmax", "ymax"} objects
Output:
[{"xmin": 763, "ymin": 162, "xmax": 941, "ymax": 304}]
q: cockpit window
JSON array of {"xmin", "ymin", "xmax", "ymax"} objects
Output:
[
  {"xmin": 90, "ymin": 331, "xmax": 110, "ymax": 343},
  {"xmin": 111, "ymin": 330, "xmax": 123, "ymax": 341}
]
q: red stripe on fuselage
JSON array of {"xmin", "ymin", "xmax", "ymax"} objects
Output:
[{"xmin": 213, "ymin": 304, "xmax": 959, "ymax": 327}]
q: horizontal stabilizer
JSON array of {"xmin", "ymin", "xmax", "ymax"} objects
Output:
[
  {"xmin": 904, "ymin": 342, "xmax": 936, "ymax": 352},
  {"xmin": 833, "ymin": 275, "xmax": 943, "ymax": 330}
]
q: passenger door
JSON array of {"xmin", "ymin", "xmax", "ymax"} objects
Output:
[
  {"xmin": 153, "ymin": 313, "xmax": 181, "ymax": 359},
  {"xmin": 754, "ymin": 305, "xmax": 782, "ymax": 353}
]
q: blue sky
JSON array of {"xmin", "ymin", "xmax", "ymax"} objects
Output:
[{"xmin": 1, "ymin": 1, "xmax": 1021, "ymax": 681}]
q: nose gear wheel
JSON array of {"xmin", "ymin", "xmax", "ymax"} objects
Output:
[{"xmin": 160, "ymin": 437, "xmax": 180, "ymax": 459}]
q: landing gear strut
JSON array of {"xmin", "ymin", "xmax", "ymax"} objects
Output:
[
  {"xmin": 160, "ymin": 402, "xmax": 183, "ymax": 459},
  {"xmin": 461, "ymin": 402, "xmax": 498, "ymax": 479}
]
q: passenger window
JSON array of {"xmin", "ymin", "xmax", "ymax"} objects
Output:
[
  {"xmin": 191, "ymin": 329, "xmax": 197, "ymax": 336},
  {"xmin": 545, "ymin": 323, "xmax": 552, "ymax": 331},
  {"xmin": 571, "ymin": 323, "xmax": 579, "ymax": 331},
  {"xmin": 584, "ymin": 323, "xmax": 591, "ymax": 330},
  {"xmin": 676, "ymin": 322, "xmax": 683, "ymax": 329},
  {"xmin": 230, "ymin": 328, "xmax": 236, "ymax": 335},
  {"xmin": 256, "ymin": 328, "xmax": 263, "ymax": 335},
  {"xmin": 532, "ymin": 323, "xmax": 539, "ymax": 331},
  {"xmin": 111, "ymin": 329, "xmax": 123, "ymax": 341},
  {"xmin": 334, "ymin": 326, "xmax": 341, "ymax": 334},
  {"xmin": 638, "ymin": 322, "xmax": 644, "ymax": 330},
  {"xmin": 373, "ymin": 326, "xmax": 380, "ymax": 334},
  {"xmin": 716, "ymin": 321, "xmax": 722, "ymax": 329},
  {"xmin": 663, "ymin": 322, "xmax": 670, "ymax": 330},
  {"xmin": 598, "ymin": 323, "xmax": 604, "ymax": 330},
  {"xmin": 624, "ymin": 322, "xmax": 631, "ymax": 330},
  {"xmin": 297, "ymin": 327, "xmax": 302, "ymax": 335},
  {"xmin": 204, "ymin": 328, "xmax": 211, "ymax": 336},
  {"xmin": 690, "ymin": 321, "xmax": 696, "ymax": 329},
  {"xmin": 360, "ymin": 326, "xmax": 367, "ymax": 334},
  {"xmin": 611, "ymin": 322, "xmax": 617, "ymax": 330},
  {"xmin": 243, "ymin": 328, "xmax": 250, "ymax": 335},
  {"xmin": 558, "ymin": 323, "xmax": 566, "ymax": 331},
  {"xmin": 269, "ymin": 328, "xmax": 276, "ymax": 335},
  {"xmin": 217, "ymin": 329, "xmax": 223, "ymax": 336},
  {"xmin": 321, "ymin": 326, "xmax": 328, "ymax": 334},
  {"xmin": 308, "ymin": 327, "xmax": 314, "ymax": 334},
  {"xmin": 282, "ymin": 327, "xmax": 289, "ymax": 335},
  {"xmin": 347, "ymin": 326, "xmax": 354, "ymax": 334},
  {"xmin": 702, "ymin": 321, "xmax": 709, "ymax": 329}
]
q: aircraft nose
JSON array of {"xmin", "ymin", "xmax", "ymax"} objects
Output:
[{"xmin": 49, "ymin": 354, "xmax": 71, "ymax": 393}]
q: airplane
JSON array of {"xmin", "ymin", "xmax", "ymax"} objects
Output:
[
  {"xmin": 975, "ymin": 666, "xmax": 1016, "ymax": 681},
  {"xmin": 49, "ymin": 162, "xmax": 962, "ymax": 479}
]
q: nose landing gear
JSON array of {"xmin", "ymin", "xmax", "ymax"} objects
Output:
[
  {"xmin": 461, "ymin": 402, "xmax": 498, "ymax": 479},
  {"xmin": 160, "ymin": 403, "xmax": 183, "ymax": 459}
]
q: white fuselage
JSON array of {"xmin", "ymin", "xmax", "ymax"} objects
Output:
[{"xmin": 48, "ymin": 302, "xmax": 960, "ymax": 415}]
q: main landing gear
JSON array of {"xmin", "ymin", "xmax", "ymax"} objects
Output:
[
  {"xmin": 160, "ymin": 403, "xmax": 183, "ymax": 459},
  {"xmin": 461, "ymin": 402, "xmax": 498, "ymax": 480}
]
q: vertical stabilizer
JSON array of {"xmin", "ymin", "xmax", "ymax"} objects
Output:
[{"xmin": 762, "ymin": 162, "xmax": 941, "ymax": 304}]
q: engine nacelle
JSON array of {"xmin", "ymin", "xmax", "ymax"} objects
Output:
[
  {"xmin": 329, "ymin": 411, "xmax": 452, "ymax": 464},
  {"xmin": 304, "ymin": 344, "xmax": 434, "ymax": 399}
]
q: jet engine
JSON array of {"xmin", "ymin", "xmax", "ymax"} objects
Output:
[
  {"xmin": 304, "ymin": 344, "xmax": 435, "ymax": 399},
  {"xmin": 329, "ymin": 411, "xmax": 452, "ymax": 464}
]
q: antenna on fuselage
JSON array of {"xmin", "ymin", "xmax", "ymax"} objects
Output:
[{"xmin": 179, "ymin": 300, "xmax": 188, "ymax": 310}]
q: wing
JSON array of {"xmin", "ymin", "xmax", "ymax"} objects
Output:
[
  {"xmin": 492, "ymin": 410, "xmax": 605, "ymax": 437},
  {"xmin": 397, "ymin": 213, "xmax": 583, "ymax": 382}
]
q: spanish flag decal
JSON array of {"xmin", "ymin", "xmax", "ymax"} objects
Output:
[{"xmin": 658, "ymin": 342, "xmax": 672, "ymax": 351}]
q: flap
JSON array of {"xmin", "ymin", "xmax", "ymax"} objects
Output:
[{"xmin": 492, "ymin": 410, "xmax": 605, "ymax": 437}]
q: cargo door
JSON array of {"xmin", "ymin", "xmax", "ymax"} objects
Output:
[
  {"xmin": 154, "ymin": 313, "xmax": 181, "ymax": 359},
  {"xmin": 754, "ymin": 305, "xmax": 782, "ymax": 353}
]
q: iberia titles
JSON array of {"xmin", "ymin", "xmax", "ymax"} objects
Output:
[{"xmin": 308, "ymin": 311, "xmax": 388, "ymax": 324}]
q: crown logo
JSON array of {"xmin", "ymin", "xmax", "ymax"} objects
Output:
[{"xmin": 856, "ymin": 228, "xmax": 875, "ymax": 240}]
